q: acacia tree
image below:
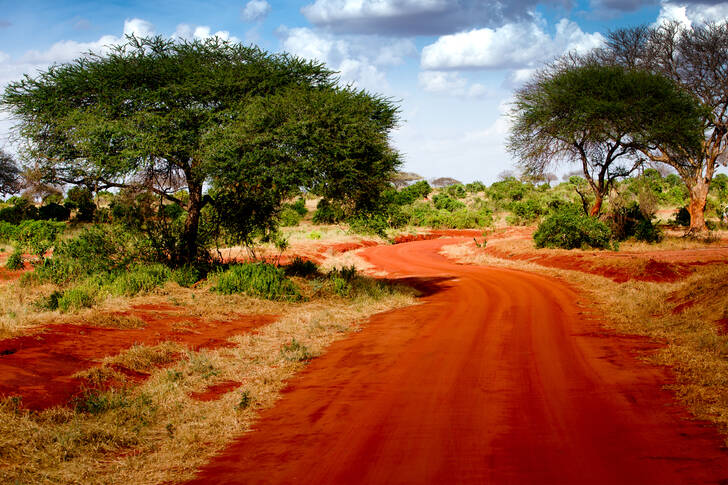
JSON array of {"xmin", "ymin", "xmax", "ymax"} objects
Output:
[
  {"xmin": 0, "ymin": 149, "xmax": 20, "ymax": 196},
  {"xmin": 593, "ymin": 21, "xmax": 728, "ymax": 233},
  {"xmin": 2, "ymin": 36, "xmax": 400, "ymax": 263},
  {"xmin": 508, "ymin": 64, "xmax": 704, "ymax": 216}
]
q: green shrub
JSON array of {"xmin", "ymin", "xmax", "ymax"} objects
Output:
[
  {"xmin": 395, "ymin": 180, "xmax": 431, "ymax": 205},
  {"xmin": 279, "ymin": 207, "xmax": 303, "ymax": 227},
  {"xmin": 674, "ymin": 206, "xmax": 690, "ymax": 226},
  {"xmin": 445, "ymin": 184, "xmax": 466, "ymax": 199},
  {"xmin": 507, "ymin": 199, "xmax": 545, "ymax": 225},
  {"xmin": 171, "ymin": 265, "xmax": 202, "ymax": 287},
  {"xmin": 13, "ymin": 220, "xmax": 65, "ymax": 259},
  {"xmin": 348, "ymin": 214, "xmax": 389, "ymax": 237},
  {"xmin": 534, "ymin": 205, "xmax": 614, "ymax": 250},
  {"xmin": 633, "ymin": 219, "xmax": 663, "ymax": 243},
  {"xmin": 57, "ymin": 287, "xmax": 96, "ymax": 312},
  {"xmin": 289, "ymin": 198, "xmax": 308, "ymax": 216},
  {"xmin": 432, "ymin": 194, "xmax": 465, "ymax": 211},
  {"xmin": 110, "ymin": 264, "xmax": 171, "ymax": 296},
  {"xmin": 465, "ymin": 181, "xmax": 486, "ymax": 193},
  {"xmin": 5, "ymin": 251, "xmax": 23, "ymax": 270},
  {"xmin": 312, "ymin": 199, "xmax": 344, "ymax": 224},
  {"xmin": 308, "ymin": 231, "xmax": 321, "ymax": 240},
  {"xmin": 0, "ymin": 221, "xmax": 16, "ymax": 244},
  {"xmin": 213, "ymin": 263, "xmax": 300, "ymax": 300},
  {"xmin": 38, "ymin": 203, "xmax": 71, "ymax": 221},
  {"xmin": 284, "ymin": 257, "xmax": 319, "ymax": 277}
]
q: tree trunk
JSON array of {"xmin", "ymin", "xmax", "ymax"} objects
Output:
[
  {"xmin": 686, "ymin": 177, "xmax": 709, "ymax": 235},
  {"xmin": 180, "ymin": 179, "xmax": 203, "ymax": 264},
  {"xmin": 589, "ymin": 193, "xmax": 603, "ymax": 217}
]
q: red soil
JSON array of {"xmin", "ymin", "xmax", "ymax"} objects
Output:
[
  {"xmin": 0, "ymin": 305, "xmax": 275, "ymax": 410},
  {"xmin": 190, "ymin": 380, "xmax": 242, "ymax": 402},
  {"xmin": 186, "ymin": 236, "xmax": 728, "ymax": 484}
]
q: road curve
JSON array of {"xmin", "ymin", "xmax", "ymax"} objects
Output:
[{"xmin": 187, "ymin": 237, "xmax": 728, "ymax": 484}]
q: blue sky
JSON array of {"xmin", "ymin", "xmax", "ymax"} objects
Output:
[{"xmin": 1, "ymin": 0, "xmax": 727, "ymax": 183}]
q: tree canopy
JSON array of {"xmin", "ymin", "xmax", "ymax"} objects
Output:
[
  {"xmin": 508, "ymin": 63, "xmax": 704, "ymax": 215},
  {"xmin": 590, "ymin": 21, "xmax": 728, "ymax": 233},
  {"xmin": 2, "ymin": 36, "xmax": 400, "ymax": 263},
  {"xmin": 0, "ymin": 150, "xmax": 21, "ymax": 196}
]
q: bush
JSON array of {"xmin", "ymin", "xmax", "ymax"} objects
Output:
[
  {"xmin": 348, "ymin": 214, "xmax": 389, "ymax": 237},
  {"xmin": 38, "ymin": 203, "xmax": 71, "ymax": 221},
  {"xmin": 674, "ymin": 206, "xmax": 690, "ymax": 226},
  {"xmin": 110, "ymin": 264, "xmax": 171, "ymax": 296},
  {"xmin": 432, "ymin": 194, "xmax": 465, "ymax": 211},
  {"xmin": 5, "ymin": 251, "xmax": 23, "ymax": 270},
  {"xmin": 289, "ymin": 198, "xmax": 308, "ymax": 216},
  {"xmin": 534, "ymin": 205, "xmax": 614, "ymax": 250},
  {"xmin": 171, "ymin": 265, "xmax": 203, "ymax": 287},
  {"xmin": 507, "ymin": 199, "xmax": 545, "ymax": 225},
  {"xmin": 57, "ymin": 286, "xmax": 96, "ymax": 312},
  {"xmin": 0, "ymin": 222, "xmax": 17, "ymax": 244},
  {"xmin": 465, "ymin": 181, "xmax": 486, "ymax": 193},
  {"xmin": 445, "ymin": 184, "xmax": 466, "ymax": 199},
  {"xmin": 395, "ymin": 180, "xmax": 431, "ymax": 205},
  {"xmin": 312, "ymin": 199, "xmax": 344, "ymax": 224},
  {"xmin": 279, "ymin": 207, "xmax": 303, "ymax": 227},
  {"xmin": 213, "ymin": 263, "xmax": 300, "ymax": 300},
  {"xmin": 284, "ymin": 257, "xmax": 319, "ymax": 277},
  {"xmin": 13, "ymin": 220, "xmax": 65, "ymax": 259}
]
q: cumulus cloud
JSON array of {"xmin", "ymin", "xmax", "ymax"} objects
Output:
[
  {"xmin": 418, "ymin": 71, "xmax": 489, "ymax": 98},
  {"xmin": 242, "ymin": 0, "xmax": 272, "ymax": 22},
  {"xmin": 123, "ymin": 18, "xmax": 155, "ymax": 38},
  {"xmin": 278, "ymin": 26, "xmax": 415, "ymax": 90},
  {"xmin": 301, "ymin": 0, "xmax": 571, "ymax": 36},
  {"xmin": 421, "ymin": 17, "xmax": 604, "ymax": 70},
  {"xmin": 173, "ymin": 24, "xmax": 240, "ymax": 43},
  {"xmin": 655, "ymin": 1, "xmax": 728, "ymax": 27}
]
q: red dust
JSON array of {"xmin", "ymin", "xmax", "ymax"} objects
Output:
[{"xmin": 0, "ymin": 305, "xmax": 275, "ymax": 410}]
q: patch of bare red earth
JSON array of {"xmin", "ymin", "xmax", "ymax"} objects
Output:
[
  {"xmin": 0, "ymin": 304, "xmax": 275, "ymax": 410},
  {"xmin": 186, "ymin": 235, "xmax": 728, "ymax": 485}
]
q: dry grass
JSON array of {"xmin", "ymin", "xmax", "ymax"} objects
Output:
[
  {"xmin": 0, "ymin": 262, "xmax": 416, "ymax": 484},
  {"xmin": 442, "ymin": 241, "xmax": 728, "ymax": 445}
]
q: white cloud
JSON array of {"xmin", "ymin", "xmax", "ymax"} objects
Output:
[
  {"xmin": 421, "ymin": 17, "xmax": 604, "ymax": 70},
  {"xmin": 242, "ymin": 0, "xmax": 272, "ymax": 22},
  {"xmin": 655, "ymin": 2, "xmax": 728, "ymax": 27},
  {"xmin": 303, "ymin": 0, "xmax": 449, "ymax": 23},
  {"xmin": 123, "ymin": 18, "xmax": 155, "ymax": 38},
  {"xmin": 174, "ymin": 24, "xmax": 240, "ymax": 43},
  {"xmin": 278, "ymin": 27, "xmax": 414, "ymax": 91},
  {"xmin": 418, "ymin": 71, "xmax": 489, "ymax": 98}
]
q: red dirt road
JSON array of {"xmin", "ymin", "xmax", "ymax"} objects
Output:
[{"xmin": 187, "ymin": 237, "xmax": 728, "ymax": 484}]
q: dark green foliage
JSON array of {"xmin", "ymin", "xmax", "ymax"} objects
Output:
[
  {"xmin": 0, "ymin": 149, "xmax": 20, "ymax": 196},
  {"xmin": 5, "ymin": 251, "xmax": 23, "ymax": 270},
  {"xmin": 110, "ymin": 264, "xmax": 171, "ymax": 296},
  {"xmin": 348, "ymin": 214, "xmax": 389, "ymax": 237},
  {"xmin": 38, "ymin": 202, "xmax": 70, "ymax": 221},
  {"xmin": 237, "ymin": 391, "xmax": 252, "ymax": 410},
  {"xmin": 213, "ymin": 263, "xmax": 300, "ymax": 300},
  {"xmin": 0, "ymin": 197, "xmax": 38, "ymax": 223},
  {"xmin": 400, "ymin": 201, "xmax": 492, "ymax": 229},
  {"xmin": 432, "ymin": 194, "xmax": 465, "ymax": 211},
  {"xmin": 3, "ymin": 36, "xmax": 400, "ymax": 264},
  {"xmin": 0, "ymin": 221, "xmax": 17, "ymax": 243},
  {"xmin": 171, "ymin": 265, "xmax": 203, "ymax": 288},
  {"xmin": 284, "ymin": 257, "xmax": 319, "ymax": 278},
  {"xmin": 74, "ymin": 389, "xmax": 130, "ymax": 414},
  {"xmin": 465, "ymin": 181, "xmax": 486, "ymax": 193},
  {"xmin": 445, "ymin": 184, "xmax": 466, "ymax": 199},
  {"xmin": 64, "ymin": 186, "xmax": 96, "ymax": 222},
  {"xmin": 507, "ymin": 199, "xmax": 545, "ymax": 225},
  {"xmin": 534, "ymin": 205, "xmax": 614, "ymax": 250},
  {"xmin": 279, "ymin": 207, "xmax": 303, "ymax": 227},
  {"xmin": 488, "ymin": 178, "xmax": 528, "ymax": 204},
  {"xmin": 609, "ymin": 202, "xmax": 663, "ymax": 242},
  {"xmin": 312, "ymin": 198, "xmax": 344, "ymax": 224},
  {"xmin": 13, "ymin": 220, "xmax": 65, "ymax": 259},
  {"xmin": 674, "ymin": 207, "xmax": 691, "ymax": 226},
  {"xmin": 289, "ymin": 198, "xmax": 308, "ymax": 217},
  {"xmin": 395, "ymin": 180, "xmax": 431, "ymax": 205}
]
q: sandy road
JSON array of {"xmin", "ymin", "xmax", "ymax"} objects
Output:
[{"xmin": 187, "ymin": 236, "xmax": 728, "ymax": 484}]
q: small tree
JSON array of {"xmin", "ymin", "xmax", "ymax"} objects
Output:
[
  {"xmin": 0, "ymin": 149, "xmax": 20, "ymax": 196},
  {"xmin": 508, "ymin": 64, "xmax": 704, "ymax": 216},
  {"xmin": 595, "ymin": 21, "xmax": 728, "ymax": 234},
  {"xmin": 3, "ymin": 36, "xmax": 400, "ymax": 263}
]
